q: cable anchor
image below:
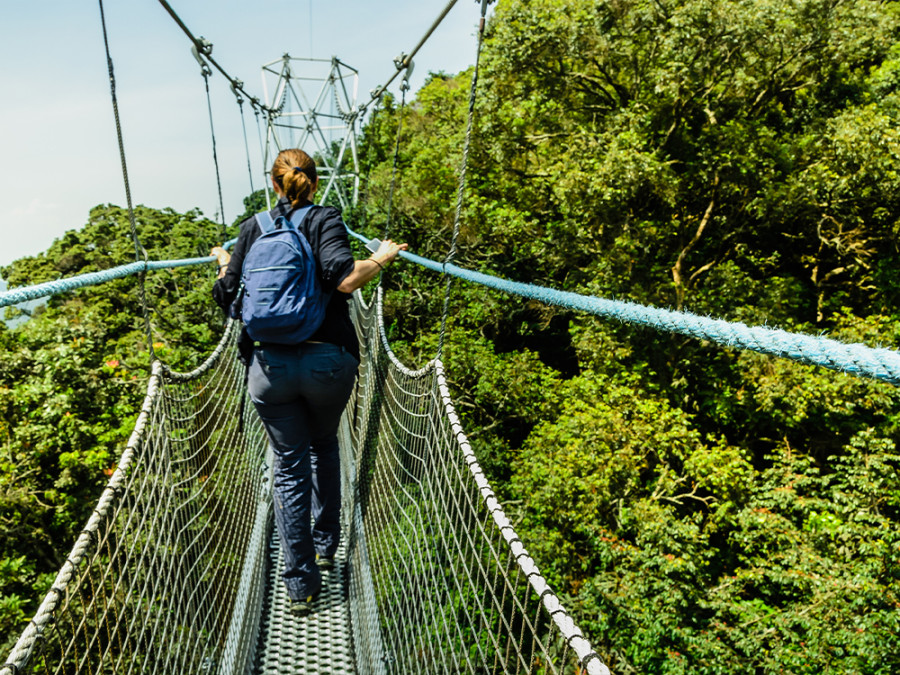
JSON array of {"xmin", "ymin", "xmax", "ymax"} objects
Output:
[
  {"xmin": 393, "ymin": 53, "xmax": 414, "ymax": 91},
  {"xmin": 402, "ymin": 60, "xmax": 414, "ymax": 92},
  {"xmin": 231, "ymin": 79, "xmax": 244, "ymax": 105},
  {"xmin": 191, "ymin": 37, "xmax": 213, "ymax": 77}
]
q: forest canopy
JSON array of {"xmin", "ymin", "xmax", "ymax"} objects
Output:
[
  {"xmin": 360, "ymin": 0, "xmax": 900, "ymax": 671},
  {"xmin": 3, "ymin": 0, "xmax": 900, "ymax": 672}
]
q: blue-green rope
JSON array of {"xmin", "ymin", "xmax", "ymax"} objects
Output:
[
  {"xmin": 343, "ymin": 226, "xmax": 900, "ymax": 386},
  {"xmin": 0, "ymin": 239, "xmax": 237, "ymax": 309},
  {"xmin": 5, "ymin": 229, "xmax": 900, "ymax": 386}
]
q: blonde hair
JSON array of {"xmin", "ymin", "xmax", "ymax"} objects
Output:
[{"xmin": 272, "ymin": 149, "xmax": 318, "ymax": 208}]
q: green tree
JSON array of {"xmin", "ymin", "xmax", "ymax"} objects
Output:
[
  {"xmin": 0, "ymin": 204, "xmax": 226, "ymax": 652},
  {"xmin": 356, "ymin": 1, "xmax": 900, "ymax": 671}
]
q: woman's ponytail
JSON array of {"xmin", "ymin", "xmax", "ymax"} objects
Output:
[{"xmin": 271, "ymin": 150, "xmax": 318, "ymax": 207}]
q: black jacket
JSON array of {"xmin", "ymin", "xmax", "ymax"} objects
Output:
[{"xmin": 212, "ymin": 197, "xmax": 359, "ymax": 361}]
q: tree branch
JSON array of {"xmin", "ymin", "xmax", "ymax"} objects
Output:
[{"xmin": 671, "ymin": 176, "xmax": 719, "ymax": 309}]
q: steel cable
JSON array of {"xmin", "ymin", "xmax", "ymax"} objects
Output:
[
  {"xmin": 155, "ymin": 0, "xmax": 271, "ymax": 114},
  {"xmin": 200, "ymin": 67, "xmax": 227, "ymax": 233},
  {"xmin": 235, "ymin": 87, "xmax": 257, "ymax": 196},
  {"xmin": 436, "ymin": 0, "xmax": 490, "ymax": 360},
  {"xmin": 97, "ymin": 0, "xmax": 155, "ymax": 360},
  {"xmin": 364, "ymin": 0, "xmax": 460, "ymax": 114},
  {"xmin": 383, "ymin": 80, "xmax": 410, "ymax": 241},
  {"xmin": 254, "ymin": 108, "xmax": 269, "ymax": 198}
]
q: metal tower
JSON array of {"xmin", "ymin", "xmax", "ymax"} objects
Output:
[{"xmin": 260, "ymin": 55, "xmax": 361, "ymax": 210}]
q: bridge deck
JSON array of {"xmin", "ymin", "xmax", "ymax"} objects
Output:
[{"xmin": 253, "ymin": 531, "xmax": 356, "ymax": 674}]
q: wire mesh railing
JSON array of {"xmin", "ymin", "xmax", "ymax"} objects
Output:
[
  {"xmin": 1, "ymin": 323, "xmax": 271, "ymax": 675},
  {"xmin": 342, "ymin": 288, "xmax": 607, "ymax": 675},
  {"xmin": 3, "ymin": 288, "xmax": 606, "ymax": 675}
]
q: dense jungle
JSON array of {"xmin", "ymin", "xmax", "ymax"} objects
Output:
[{"xmin": 2, "ymin": 0, "xmax": 900, "ymax": 672}]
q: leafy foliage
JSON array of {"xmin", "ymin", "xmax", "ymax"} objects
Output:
[
  {"xmin": 0, "ymin": 204, "xmax": 229, "ymax": 653},
  {"xmin": 357, "ymin": 1, "xmax": 900, "ymax": 671}
]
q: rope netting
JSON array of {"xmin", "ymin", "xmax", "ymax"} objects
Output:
[
  {"xmin": 342, "ymin": 288, "xmax": 606, "ymax": 675},
  {"xmin": 2, "ymin": 286, "xmax": 605, "ymax": 675},
  {"xmin": 1, "ymin": 323, "xmax": 272, "ymax": 675}
]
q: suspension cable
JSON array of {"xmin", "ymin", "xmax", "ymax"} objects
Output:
[
  {"xmin": 354, "ymin": 96, "xmax": 383, "ymax": 239},
  {"xmin": 383, "ymin": 74, "xmax": 411, "ymax": 241},
  {"xmin": 97, "ymin": 0, "xmax": 155, "ymax": 360},
  {"xmin": 363, "ymin": 0, "xmax": 459, "ymax": 114},
  {"xmin": 436, "ymin": 0, "xmax": 490, "ymax": 360},
  {"xmin": 233, "ymin": 82, "xmax": 256, "ymax": 196},
  {"xmin": 155, "ymin": 0, "xmax": 271, "ymax": 114},
  {"xmin": 197, "ymin": 60, "xmax": 227, "ymax": 233},
  {"xmin": 257, "ymin": 109, "xmax": 276, "ymax": 209},
  {"xmin": 254, "ymin": 108, "xmax": 268, "ymax": 190}
]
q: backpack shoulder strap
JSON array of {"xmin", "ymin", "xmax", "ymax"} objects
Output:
[
  {"xmin": 255, "ymin": 209, "xmax": 276, "ymax": 234},
  {"xmin": 287, "ymin": 204, "xmax": 316, "ymax": 232},
  {"xmin": 256, "ymin": 204, "xmax": 316, "ymax": 235}
]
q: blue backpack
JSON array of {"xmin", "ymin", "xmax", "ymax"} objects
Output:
[{"xmin": 238, "ymin": 205, "xmax": 330, "ymax": 344}]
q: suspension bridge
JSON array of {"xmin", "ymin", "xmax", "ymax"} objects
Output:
[{"xmin": 3, "ymin": 1, "xmax": 900, "ymax": 674}]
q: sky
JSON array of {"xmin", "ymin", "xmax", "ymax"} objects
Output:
[{"xmin": 0, "ymin": 0, "xmax": 485, "ymax": 270}]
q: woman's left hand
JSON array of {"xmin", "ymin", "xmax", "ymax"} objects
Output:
[{"xmin": 211, "ymin": 246, "xmax": 230, "ymax": 279}]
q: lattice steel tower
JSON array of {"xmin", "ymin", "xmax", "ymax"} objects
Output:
[{"xmin": 261, "ymin": 55, "xmax": 361, "ymax": 210}]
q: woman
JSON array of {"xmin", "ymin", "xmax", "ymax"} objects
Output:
[{"xmin": 211, "ymin": 148, "xmax": 407, "ymax": 612}]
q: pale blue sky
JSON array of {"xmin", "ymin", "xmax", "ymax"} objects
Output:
[{"xmin": 0, "ymin": 0, "xmax": 484, "ymax": 269}]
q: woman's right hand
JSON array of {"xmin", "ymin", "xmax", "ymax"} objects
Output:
[
  {"xmin": 336, "ymin": 239, "xmax": 410, "ymax": 293},
  {"xmin": 370, "ymin": 239, "xmax": 409, "ymax": 267}
]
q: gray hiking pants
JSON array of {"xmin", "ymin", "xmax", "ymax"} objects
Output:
[{"xmin": 248, "ymin": 341, "xmax": 358, "ymax": 600}]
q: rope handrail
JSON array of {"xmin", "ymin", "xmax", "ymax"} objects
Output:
[
  {"xmin": 0, "ymin": 361, "xmax": 164, "ymax": 674},
  {"xmin": 6, "ymin": 228, "xmax": 900, "ymax": 385},
  {"xmin": 3, "ymin": 286, "xmax": 608, "ymax": 674},
  {"xmin": 0, "ymin": 239, "xmax": 237, "ymax": 309},
  {"xmin": 433, "ymin": 356, "xmax": 604, "ymax": 672},
  {"xmin": 343, "ymin": 287, "xmax": 608, "ymax": 674},
  {"xmin": 1, "ymin": 322, "xmax": 269, "ymax": 675},
  {"xmin": 344, "ymin": 226, "xmax": 900, "ymax": 385},
  {"xmin": 6, "ymin": 227, "xmax": 900, "ymax": 385}
]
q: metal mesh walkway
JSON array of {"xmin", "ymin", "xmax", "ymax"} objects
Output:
[{"xmin": 253, "ymin": 532, "xmax": 355, "ymax": 674}]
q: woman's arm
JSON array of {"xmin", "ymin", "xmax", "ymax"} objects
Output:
[
  {"xmin": 210, "ymin": 217, "xmax": 257, "ymax": 311},
  {"xmin": 336, "ymin": 239, "xmax": 408, "ymax": 294}
]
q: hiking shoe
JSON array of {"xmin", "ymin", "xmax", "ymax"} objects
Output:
[
  {"xmin": 289, "ymin": 589, "xmax": 320, "ymax": 617},
  {"xmin": 317, "ymin": 554, "xmax": 335, "ymax": 570}
]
